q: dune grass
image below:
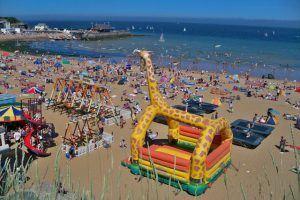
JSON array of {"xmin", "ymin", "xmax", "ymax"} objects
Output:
[{"xmin": 0, "ymin": 125, "xmax": 299, "ymax": 199}]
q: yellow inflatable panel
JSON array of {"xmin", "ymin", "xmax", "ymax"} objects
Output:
[
  {"xmin": 179, "ymin": 135, "xmax": 198, "ymax": 144},
  {"xmin": 139, "ymin": 159, "xmax": 189, "ymax": 180},
  {"xmin": 155, "ymin": 147, "xmax": 191, "ymax": 160},
  {"xmin": 139, "ymin": 163, "xmax": 189, "ymax": 182}
]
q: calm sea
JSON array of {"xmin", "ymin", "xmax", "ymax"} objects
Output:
[{"xmin": 25, "ymin": 20, "xmax": 300, "ymax": 80}]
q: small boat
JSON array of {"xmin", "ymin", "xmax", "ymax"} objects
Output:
[
  {"xmin": 264, "ymin": 32, "xmax": 268, "ymax": 37},
  {"xmin": 215, "ymin": 44, "xmax": 222, "ymax": 48},
  {"xmin": 15, "ymin": 40, "xmax": 21, "ymax": 47},
  {"xmin": 131, "ymin": 25, "xmax": 135, "ymax": 30},
  {"xmin": 159, "ymin": 33, "xmax": 165, "ymax": 42},
  {"xmin": 183, "ymin": 27, "xmax": 187, "ymax": 32}
]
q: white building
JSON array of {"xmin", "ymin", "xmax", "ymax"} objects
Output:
[
  {"xmin": 0, "ymin": 19, "xmax": 11, "ymax": 29},
  {"xmin": 34, "ymin": 23, "xmax": 49, "ymax": 31}
]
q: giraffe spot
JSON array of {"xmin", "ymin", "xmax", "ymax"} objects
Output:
[
  {"xmin": 208, "ymin": 129, "xmax": 214, "ymax": 135},
  {"xmin": 194, "ymin": 166, "xmax": 200, "ymax": 171},
  {"xmin": 203, "ymin": 143, "xmax": 208, "ymax": 148},
  {"xmin": 169, "ymin": 110, "xmax": 174, "ymax": 114},
  {"xmin": 174, "ymin": 114, "xmax": 179, "ymax": 118},
  {"xmin": 205, "ymin": 135, "xmax": 212, "ymax": 142},
  {"xmin": 195, "ymin": 118, "xmax": 201, "ymax": 123},
  {"xmin": 186, "ymin": 115, "xmax": 190, "ymax": 120},
  {"xmin": 199, "ymin": 151, "xmax": 205, "ymax": 157},
  {"xmin": 203, "ymin": 119, "xmax": 210, "ymax": 125},
  {"xmin": 194, "ymin": 159, "xmax": 200, "ymax": 164},
  {"xmin": 199, "ymin": 173, "xmax": 203, "ymax": 177}
]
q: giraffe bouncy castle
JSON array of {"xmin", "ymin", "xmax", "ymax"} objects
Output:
[{"xmin": 122, "ymin": 50, "xmax": 233, "ymax": 195}]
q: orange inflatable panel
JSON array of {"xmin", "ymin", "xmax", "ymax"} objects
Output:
[
  {"xmin": 179, "ymin": 130, "xmax": 200, "ymax": 139},
  {"xmin": 180, "ymin": 126, "xmax": 201, "ymax": 135},
  {"xmin": 206, "ymin": 141, "xmax": 231, "ymax": 170},
  {"xmin": 139, "ymin": 145, "xmax": 191, "ymax": 167},
  {"xmin": 140, "ymin": 156, "xmax": 190, "ymax": 171}
]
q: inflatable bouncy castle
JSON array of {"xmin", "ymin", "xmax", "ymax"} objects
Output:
[{"xmin": 122, "ymin": 50, "xmax": 233, "ymax": 195}]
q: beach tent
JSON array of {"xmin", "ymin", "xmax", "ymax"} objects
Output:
[
  {"xmin": 62, "ymin": 59, "xmax": 70, "ymax": 64},
  {"xmin": 0, "ymin": 94, "xmax": 16, "ymax": 106},
  {"xmin": 33, "ymin": 59, "xmax": 42, "ymax": 65},
  {"xmin": 268, "ymin": 85, "xmax": 276, "ymax": 91},
  {"xmin": 26, "ymin": 87, "xmax": 43, "ymax": 94},
  {"xmin": 126, "ymin": 64, "xmax": 132, "ymax": 70},
  {"xmin": 211, "ymin": 98, "xmax": 222, "ymax": 106},
  {"xmin": 160, "ymin": 76, "xmax": 168, "ymax": 83},
  {"xmin": 266, "ymin": 116, "xmax": 279, "ymax": 125},
  {"xmin": 79, "ymin": 71, "xmax": 88, "ymax": 77},
  {"xmin": 95, "ymin": 65, "xmax": 103, "ymax": 70},
  {"xmin": 88, "ymin": 60, "xmax": 96, "ymax": 65},
  {"xmin": 0, "ymin": 105, "xmax": 24, "ymax": 122},
  {"xmin": 232, "ymin": 85, "xmax": 239, "ymax": 91},
  {"xmin": 77, "ymin": 57, "xmax": 84, "ymax": 62},
  {"xmin": 295, "ymin": 87, "xmax": 300, "ymax": 93},
  {"xmin": 54, "ymin": 62, "xmax": 62, "ymax": 68},
  {"xmin": 1, "ymin": 52, "xmax": 10, "ymax": 57},
  {"xmin": 232, "ymin": 74, "xmax": 239, "ymax": 82},
  {"xmin": 118, "ymin": 76, "xmax": 128, "ymax": 85}
]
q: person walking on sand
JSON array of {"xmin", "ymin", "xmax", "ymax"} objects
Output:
[
  {"xmin": 120, "ymin": 115, "xmax": 125, "ymax": 128},
  {"xmin": 279, "ymin": 136, "xmax": 287, "ymax": 152},
  {"xmin": 229, "ymin": 101, "xmax": 233, "ymax": 113}
]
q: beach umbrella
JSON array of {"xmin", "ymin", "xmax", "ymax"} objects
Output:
[
  {"xmin": 295, "ymin": 87, "xmax": 300, "ymax": 93},
  {"xmin": 1, "ymin": 52, "xmax": 10, "ymax": 57},
  {"xmin": 0, "ymin": 105, "xmax": 24, "ymax": 122},
  {"xmin": 211, "ymin": 98, "xmax": 222, "ymax": 106},
  {"xmin": 268, "ymin": 108, "xmax": 281, "ymax": 116},
  {"xmin": 26, "ymin": 87, "xmax": 43, "ymax": 94},
  {"xmin": 54, "ymin": 62, "xmax": 62, "ymax": 68}
]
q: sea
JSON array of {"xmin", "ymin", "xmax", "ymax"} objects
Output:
[{"xmin": 24, "ymin": 20, "xmax": 300, "ymax": 80}]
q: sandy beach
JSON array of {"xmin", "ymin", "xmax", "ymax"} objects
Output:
[{"xmin": 0, "ymin": 49, "xmax": 299, "ymax": 199}]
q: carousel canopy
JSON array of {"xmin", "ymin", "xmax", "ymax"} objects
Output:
[{"xmin": 0, "ymin": 105, "xmax": 24, "ymax": 122}]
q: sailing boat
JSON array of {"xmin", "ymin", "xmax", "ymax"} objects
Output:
[
  {"xmin": 159, "ymin": 33, "xmax": 165, "ymax": 42},
  {"xmin": 183, "ymin": 27, "xmax": 186, "ymax": 32},
  {"xmin": 264, "ymin": 32, "xmax": 268, "ymax": 37},
  {"xmin": 131, "ymin": 25, "xmax": 135, "ymax": 30},
  {"xmin": 15, "ymin": 40, "xmax": 21, "ymax": 47}
]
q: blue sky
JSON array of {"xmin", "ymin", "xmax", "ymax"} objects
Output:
[{"xmin": 0, "ymin": 0, "xmax": 300, "ymax": 21}]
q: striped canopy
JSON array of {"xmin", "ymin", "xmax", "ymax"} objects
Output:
[{"xmin": 0, "ymin": 106, "xmax": 24, "ymax": 122}]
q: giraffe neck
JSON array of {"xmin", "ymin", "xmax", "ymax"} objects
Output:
[{"xmin": 141, "ymin": 53, "xmax": 166, "ymax": 106}]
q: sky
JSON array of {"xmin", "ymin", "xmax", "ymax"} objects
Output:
[{"xmin": 0, "ymin": 0, "xmax": 300, "ymax": 22}]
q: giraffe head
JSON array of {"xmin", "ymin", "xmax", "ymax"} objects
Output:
[{"xmin": 134, "ymin": 49, "xmax": 151, "ymax": 72}]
